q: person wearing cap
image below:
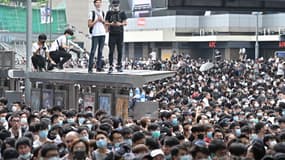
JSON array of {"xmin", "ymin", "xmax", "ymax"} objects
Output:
[
  {"xmin": 48, "ymin": 28, "xmax": 73, "ymax": 70},
  {"xmin": 88, "ymin": 0, "xmax": 106, "ymax": 73},
  {"xmin": 150, "ymin": 149, "xmax": 165, "ymax": 160},
  {"xmin": 31, "ymin": 33, "xmax": 50, "ymax": 72},
  {"xmin": 105, "ymin": 0, "xmax": 127, "ymax": 73}
]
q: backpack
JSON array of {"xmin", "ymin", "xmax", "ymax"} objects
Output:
[{"xmin": 89, "ymin": 10, "xmax": 105, "ymax": 34}]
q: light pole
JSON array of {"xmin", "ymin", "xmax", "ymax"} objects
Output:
[
  {"xmin": 252, "ymin": 12, "xmax": 262, "ymax": 60},
  {"xmin": 25, "ymin": 0, "xmax": 32, "ymax": 105}
]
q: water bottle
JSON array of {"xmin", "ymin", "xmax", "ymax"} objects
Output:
[{"xmin": 140, "ymin": 90, "xmax": 146, "ymax": 102}]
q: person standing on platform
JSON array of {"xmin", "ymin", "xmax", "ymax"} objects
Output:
[
  {"xmin": 31, "ymin": 34, "xmax": 49, "ymax": 72},
  {"xmin": 105, "ymin": 0, "xmax": 127, "ymax": 73},
  {"xmin": 88, "ymin": 0, "xmax": 106, "ymax": 73},
  {"xmin": 48, "ymin": 29, "xmax": 73, "ymax": 70}
]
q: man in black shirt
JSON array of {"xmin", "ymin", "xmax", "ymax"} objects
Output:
[{"xmin": 105, "ymin": 0, "xmax": 127, "ymax": 73}]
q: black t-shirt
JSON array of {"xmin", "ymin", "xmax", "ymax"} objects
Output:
[{"xmin": 105, "ymin": 10, "xmax": 127, "ymax": 33}]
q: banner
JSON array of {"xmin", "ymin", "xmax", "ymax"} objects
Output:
[{"xmin": 40, "ymin": 7, "xmax": 53, "ymax": 24}]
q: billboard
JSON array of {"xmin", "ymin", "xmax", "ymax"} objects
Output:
[{"xmin": 129, "ymin": 0, "xmax": 152, "ymax": 17}]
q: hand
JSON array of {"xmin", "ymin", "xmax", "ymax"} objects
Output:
[
  {"xmin": 50, "ymin": 60, "xmax": 56, "ymax": 65},
  {"xmin": 115, "ymin": 22, "xmax": 122, "ymax": 26},
  {"xmin": 98, "ymin": 16, "xmax": 104, "ymax": 22}
]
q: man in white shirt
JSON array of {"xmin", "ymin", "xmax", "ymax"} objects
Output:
[
  {"xmin": 88, "ymin": 0, "xmax": 106, "ymax": 73},
  {"xmin": 31, "ymin": 34, "xmax": 49, "ymax": 72},
  {"xmin": 48, "ymin": 29, "xmax": 73, "ymax": 70}
]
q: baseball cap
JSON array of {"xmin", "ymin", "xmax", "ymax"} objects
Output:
[{"xmin": 150, "ymin": 149, "xmax": 164, "ymax": 157}]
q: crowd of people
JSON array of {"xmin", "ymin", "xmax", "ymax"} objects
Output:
[{"xmin": 1, "ymin": 52, "xmax": 285, "ymax": 160}]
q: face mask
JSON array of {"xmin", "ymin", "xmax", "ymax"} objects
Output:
[
  {"xmin": 67, "ymin": 118, "xmax": 75, "ymax": 123},
  {"xmin": 113, "ymin": 6, "xmax": 120, "ymax": 12},
  {"xmin": 39, "ymin": 130, "xmax": 48, "ymax": 139},
  {"xmin": 207, "ymin": 132, "xmax": 213, "ymax": 138},
  {"xmin": 19, "ymin": 152, "xmax": 31, "ymax": 159},
  {"xmin": 114, "ymin": 142, "xmax": 121, "ymax": 148},
  {"xmin": 233, "ymin": 116, "xmax": 239, "ymax": 121},
  {"xmin": 73, "ymin": 150, "xmax": 86, "ymax": 159},
  {"xmin": 235, "ymin": 129, "xmax": 241, "ymax": 137},
  {"xmin": 57, "ymin": 120, "xmax": 63, "ymax": 126},
  {"xmin": 180, "ymin": 155, "xmax": 192, "ymax": 160},
  {"xmin": 152, "ymin": 130, "xmax": 161, "ymax": 139},
  {"xmin": 124, "ymin": 138, "xmax": 132, "ymax": 146},
  {"xmin": 21, "ymin": 118, "xmax": 28, "ymax": 124},
  {"xmin": 78, "ymin": 117, "xmax": 85, "ymax": 125},
  {"xmin": 11, "ymin": 106, "xmax": 17, "ymax": 112},
  {"xmin": 172, "ymin": 118, "xmax": 178, "ymax": 126},
  {"xmin": 96, "ymin": 139, "xmax": 107, "ymax": 148},
  {"xmin": 257, "ymin": 113, "xmax": 263, "ymax": 117},
  {"xmin": 82, "ymin": 135, "xmax": 89, "ymax": 142},
  {"xmin": 67, "ymin": 35, "xmax": 73, "ymax": 40},
  {"xmin": 165, "ymin": 154, "xmax": 172, "ymax": 160},
  {"xmin": 47, "ymin": 156, "xmax": 60, "ymax": 160},
  {"xmin": 0, "ymin": 117, "xmax": 6, "ymax": 123},
  {"xmin": 197, "ymin": 134, "xmax": 204, "ymax": 140}
]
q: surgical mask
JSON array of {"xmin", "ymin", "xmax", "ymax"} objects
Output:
[
  {"xmin": 235, "ymin": 129, "xmax": 241, "ymax": 137},
  {"xmin": 47, "ymin": 156, "xmax": 60, "ymax": 160},
  {"xmin": 152, "ymin": 130, "xmax": 161, "ymax": 139},
  {"xmin": 67, "ymin": 118, "xmax": 74, "ymax": 123},
  {"xmin": 180, "ymin": 155, "xmax": 192, "ymax": 160},
  {"xmin": 172, "ymin": 118, "xmax": 178, "ymax": 126},
  {"xmin": 114, "ymin": 142, "xmax": 121, "ymax": 148},
  {"xmin": 113, "ymin": 6, "xmax": 120, "ymax": 12},
  {"xmin": 0, "ymin": 117, "xmax": 6, "ymax": 123},
  {"xmin": 96, "ymin": 139, "xmax": 107, "ymax": 148},
  {"xmin": 124, "ymin": 138, "xmax": 132, "ymax": 146},
  {"xmin": 73, "ymin": 150, "xmax": 86, "ymax": 159},
  {"xmin": 257, "ymin": 113, "xmax": 263, "ymax": 117},
  {"xmin": 67, "ymin": 35, "xmax": 73, "ymax": 40},
  {"xmin": 78, "ymin": 117, "xmax": 85, "ymax": 125},
  {"xmin": 165, "ymin": 154, "xmax": 171, "ymax": 160},
  {"xmin": 21, "ymin": 118, "xmax": 28, "ymax": 124},
  {"xmin": 82, "ymin": 135, "xmax": 89, "ymax": 142},
  {"xmin": 233, "ymin": 116, "xmax": 239, "ymax": 121},
  {"xmin": 19, "ymin": 152, "xmax": 31, "ymax": 159},
  {"xmin": 11, "ymin": 106, "xmax": 17, "ymax": 112},
  {"xmin": 57, "ymin": 120, "xmax": 63, "ymax": 126},
  {"xmin": 39, "ymin": 130, "xmax": 48, "ymax": 139},
  {"xmin": 207, "ymin": 132, "xmax": 213, "ymax": 138}
]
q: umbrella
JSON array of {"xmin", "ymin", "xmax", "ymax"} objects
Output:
[{"xmin": 199, "ymin": 62, "xmax": 214, "ymax": 72}]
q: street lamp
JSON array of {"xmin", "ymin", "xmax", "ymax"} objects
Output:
[{"xmin": 252, "ymin": 12, "xmax": 263, "ymax": 60}]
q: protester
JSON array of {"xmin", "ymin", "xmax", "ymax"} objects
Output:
[{"xmin": 2, "ymin": 54, "xmax": 285, "ymax": 160}]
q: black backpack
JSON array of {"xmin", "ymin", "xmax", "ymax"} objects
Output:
[{"xmin": 89, "ymin": 10, "xmax": 105, "ymax": 34}]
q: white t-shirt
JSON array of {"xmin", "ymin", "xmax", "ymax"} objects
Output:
[
  {"xmin": 89, "ymin": 9, "xmax": 106, "ymax": 37},
  {"xmin": 32, "ymin": 42, "xmax": 49, "ymax": 57},
  {"xmin": 49, "ymin": 35, "xmax": 68, "ymax": 52}
]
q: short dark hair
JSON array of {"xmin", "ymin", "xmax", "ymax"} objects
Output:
[
  {"xmin": 41, "ymin": 143, "xmax": 58, "ymax": 158},
  {"xmin": 3, "ymin": 148, "xmax": 19, "ymax": 159},
  {"xmin": 64, "ymin": 29, "xmax": 74, "ymax": 36},
  {"xmin": 38, "ymin": 34, "xmax": 47, "ymax": 41},
  {"xmin": 15, "ymin": 137, "xmax": 32, "ymax": 150},
  {"xmin": 0, "ymin": 97, "xmax": 8, "ymax": 105},
  {"xmin": 132, "ymin": 131, "xmax": 145, "ymax": 143}
]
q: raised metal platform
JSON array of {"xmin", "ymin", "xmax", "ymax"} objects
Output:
[{"xmin": 8, "ymin": 68, "xmax": 175, "ymax": 88}]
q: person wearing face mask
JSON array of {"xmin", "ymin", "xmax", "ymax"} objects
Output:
[
  {"xmin": 33, "ymin": 121, "xmax": 50, "ymax": 148},
  {"xmin": 48, "ymin": 29, "xmax": 73, "ymax": 70},
  {"xmin": 78, "ymin": 126, "xmax": 90, "ymax": 142},
  {"xmin": 171, "ymin": 145, "xmax": 191, "ymax": 160},
  {"xmin": 91, "ymin": 131, "xmax": 110, "ymax": 160},
  {"xmin": 162, "ymin": 137, "xmax": 180, "ymax": 160},
  {"xmin": 31, "ymin": 33, "xmax": 49, "ymax": 72},
  {"xmin": 15, "ymin": 137, "xmax": 33, "ymax": 160},
  {"xmin": 105, "ymin": 0, "xmax": 127, "ymax": 73},
  {"xmin": 71, "ymin": 139, "xmax": 91, "ymax": 160},
  {"xmin": 40, "ymin": 143, "xmax": 60, "ymax": 160}
]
